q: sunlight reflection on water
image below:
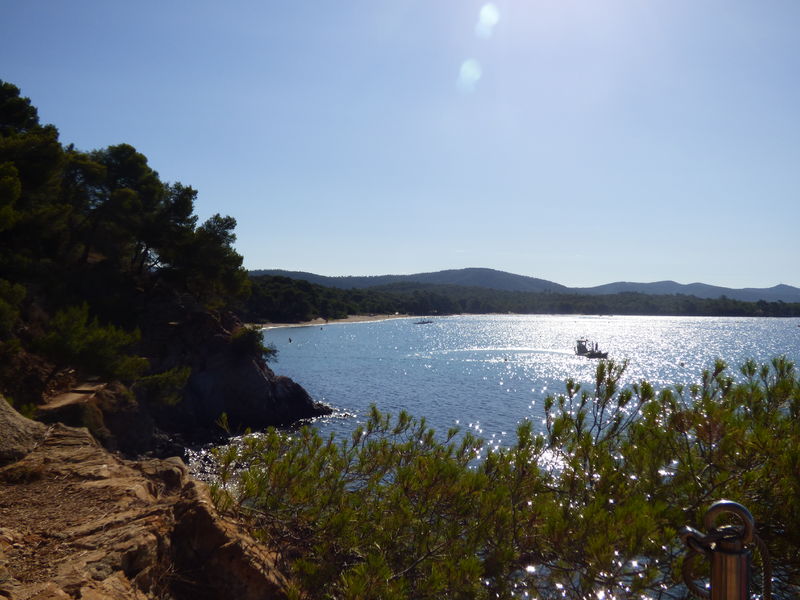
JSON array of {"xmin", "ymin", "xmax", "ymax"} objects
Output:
[{"xmin": 263, "ymin": 315, "xmax": 800, "ymax": 446}]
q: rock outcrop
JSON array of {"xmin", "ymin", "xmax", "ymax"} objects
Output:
[
  {"xmin": 25, "ymin": 301, "xmax": 332, "ymax": 457},
  {"xmin": 0, "ymin": 396, "xmax": 290, "ymax": 600},
  {"xmin": 0, "ymin": 395, "xmax": 46, "ymax": 466},
  {"xmin": 140, "ymin": 303, "xmax": 331, "ymax": 442}
]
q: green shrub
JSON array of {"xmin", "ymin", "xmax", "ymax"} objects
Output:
[
  {"xmin": 133, "ymin": 366, "xmax": 192, "ymax": 406},
  {"xmin": 213, "ymin": 359, "xmax": 800, "ymax": 599},
  {"xmin": 7, "ymin": 395, "xmax": 36, "ymax": 419},
  {"xmin": 34, "ymin": 303, "xmax": 148, "ymax": 381},
  {"xmin": 230, "ymin": 325, "xmax": 277, "ymax": 362},
  {"xmin": 0, "ymin": 278, "xmax": 25, "ymax": 339}
]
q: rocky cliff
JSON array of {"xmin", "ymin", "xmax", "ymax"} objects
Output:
[
  {"xmin": 142, "ymin": 307, "xmax": 330, "ymax": 441},
  {"xmin": 132, "ymin": 298, "xmax": 331, "ymax": 445},
  {"xmin": 0, "ymin": 396, "xmax": 290, "ymax": 600},
  {"xmin": 26, "ymin": 299, "xmax": 332, "ymax": 458}
]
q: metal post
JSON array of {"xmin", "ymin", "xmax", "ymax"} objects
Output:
[{"xmin": 679, "ymin": 500, "xmax": 765, "ymax": 600}]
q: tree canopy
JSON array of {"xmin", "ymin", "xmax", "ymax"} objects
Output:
[{"xmin": 0, "ymin": 80, "xmax": 249, "ymax": 393}]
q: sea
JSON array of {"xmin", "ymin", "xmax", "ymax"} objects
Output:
[{"xmin": 262, "ymin": 314, "xmax": 800, "ymax": 448}]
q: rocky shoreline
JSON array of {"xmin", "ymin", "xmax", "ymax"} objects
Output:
[
  {"xmin": 0, "ymin": 306, "xmax": 328, "ymax": 600},
  {"xmin": 28, "ymin": 304, "xmax": 333, "ymax": 459},
  {"xmin": 0, "ymin": 396, "xmax": 291, "ymax": 600},
  {"xmin": 0, "ymin": 307, "xmax": 330, "ymax": 600},
  {"xmin": 141, "ymin": 307, "xmax": 332, "ymax": 443}
]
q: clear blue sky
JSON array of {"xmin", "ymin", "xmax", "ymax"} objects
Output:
[{"xmin": 3, "ymin": 1, "xmax": 799, "ymax": 288}]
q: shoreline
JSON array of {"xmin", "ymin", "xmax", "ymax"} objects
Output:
[
  {"xmin": 256, "ymin": 313, "xmax": 415, "ymax": 330},
  {"xmin": 253, "ymin": 313, "xmax": 800, "ymax": 331}
]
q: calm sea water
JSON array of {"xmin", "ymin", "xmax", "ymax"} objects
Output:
[{"xmin": 263, "ymin": 315, "xmax": 800, "ymax": 447}]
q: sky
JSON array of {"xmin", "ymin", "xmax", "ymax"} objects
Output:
[{"xmin": 2, "ymin": 1, "xmax": 799, "ymax": 288}]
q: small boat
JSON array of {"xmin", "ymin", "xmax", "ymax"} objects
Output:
[
  {"xmin": 414, "ymin": 319, "xmax": 434, "ymax": 325},
  {"xmin": 575, "ymin": 338, "xmax": 608, "ymax": 359}
]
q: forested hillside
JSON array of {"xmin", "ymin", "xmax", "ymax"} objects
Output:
[
  {"xmin": 244, "ymin": 275, "xmax": 800, "ymax": 323},
  {"xmin": 0, "ymin": 81, "xmax": 325, "ymax": 451},
  {"xmin": 0, "ymin": 79, "xmax": 239, "ymax": 381},
  {"xmin": 251, "ymin": 267, "xmax": 568, "ymax": 293},
  {"xmin": 252, "ymin": 268, "xmax": 800, "ymax": 303}
]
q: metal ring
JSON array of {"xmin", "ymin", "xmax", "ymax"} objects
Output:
[{"xmin": 703, "ymin": 500, "xmax": 754, "ymax": 545}]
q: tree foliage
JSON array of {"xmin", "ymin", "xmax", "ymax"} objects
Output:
[
  {"xmin": 230, "ymin": 325, "xmax": 278, "ymax": 362},
  {"xmin": 33, "ymin": 303, "xmax": 148, "ymax": 381},
  {"xmin": 132, "ymin": 366, "xmax": 192, "ymax": 406},
  {"xmin": 0, "ymin": 79, "xmax": 252, "ymax": 403},
  {"xmin": 0, "ymin": 279, "xmax": 25, "ymax": 339},
  {"xmin": 213, "ymin": 358, "xmax": 800, "ymax": 599}
]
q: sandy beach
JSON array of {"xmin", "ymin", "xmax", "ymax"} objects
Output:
[{"xmin": 257, "ymin": 313, "xmax": 414, "ymax": 330}]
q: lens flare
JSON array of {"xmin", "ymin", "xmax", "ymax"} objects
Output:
[
  {"xmin": 458, "ymin": 58, "xmax": 482, "ymax": 92},
  {"xmin": 475, "ymin": 3, "xmax": 500, "ymax": 38}
]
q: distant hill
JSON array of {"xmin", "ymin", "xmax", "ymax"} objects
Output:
[
  {"xmin": 575, "ymin": 281, "xmax": 800, "ymax": 303},
  {"xmin": 250, "ymin": 268, "xmax": 568, "ymax": 293},
  {"xmin": 250, "ymin": 268, "xmax": 800, "ymax": 303}
]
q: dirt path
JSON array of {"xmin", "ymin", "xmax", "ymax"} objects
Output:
[{"xmin": 39, "ymin": 382, "xmax": 107, "ymax": 410}]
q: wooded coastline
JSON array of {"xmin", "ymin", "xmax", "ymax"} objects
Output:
[{"xmin": 244, "ymin": 274, "xmax": 800, "ymax": 325}]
